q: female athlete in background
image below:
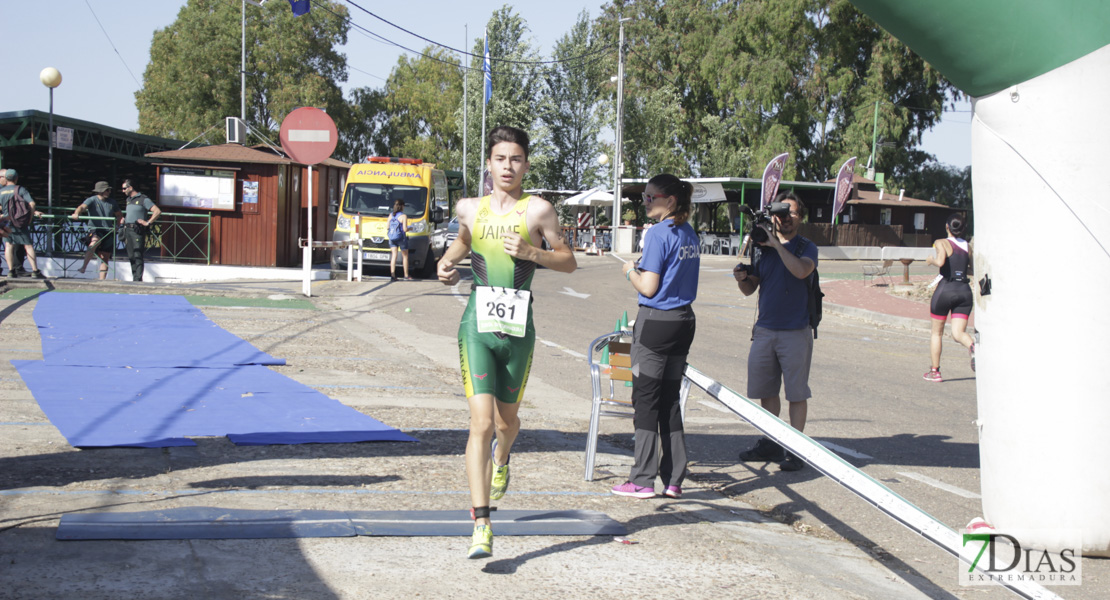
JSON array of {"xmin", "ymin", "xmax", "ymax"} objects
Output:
[{"xmin": 923, "ymin": 213, "xmax": 976, "ymax": 382}]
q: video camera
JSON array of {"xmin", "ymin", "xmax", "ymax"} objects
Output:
[
  {"xmin": 743, "ymin": 202, "xmax": 792, "ymax": 245},
  {"xmin": 735, "ymin": 202, "xmax": 793, "ymax": 276}
]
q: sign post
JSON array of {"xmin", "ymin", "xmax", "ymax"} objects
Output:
[{"xmin": 279, "ymin": 107, "xmax": 337, "ymax": 297}]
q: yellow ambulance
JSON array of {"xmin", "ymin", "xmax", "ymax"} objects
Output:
[{"xmin": 330, "ymin": 157, "xmax": 449, "ymax": 277}]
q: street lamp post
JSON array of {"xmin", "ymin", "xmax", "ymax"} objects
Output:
[
  {"xmin": 39, "ymin": 67, "xmax": 62, "ymax": 211},
  {"xmin": 612, "ymin": 17, "xmax": 631, "ymax": 251}
]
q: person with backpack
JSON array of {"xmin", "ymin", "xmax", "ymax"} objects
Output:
[
  {"xmin": 0, "ymin": 170, "xmax": 44, "ymax": 279},
  {"xmin": 386, "ymin": 196, "xmax": 411, "ymax": 281},
  {"xmin": 0, "ymin": 171, "xmax": 15, "ymax": 271},
  {"xmin": 732, "ymin": 191, "xmax": 817, "ymax": 472}
]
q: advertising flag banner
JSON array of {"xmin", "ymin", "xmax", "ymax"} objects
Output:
[
  {"xmin": 288, "ymin": 0, "xmax": 309, "ymax": 17},
  {"xmin": 760, "ymin": 152, "xmax": 790, "ymax": 210},
  {"xmin": 483, "ymin": 37, "xmax": 492, "ymax": 105},
  {"xmin": 833, "ymin": 157, "xmax": 857, "ymax": 218}
]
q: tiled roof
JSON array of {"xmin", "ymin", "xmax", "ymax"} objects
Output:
[
  {"xmin": 146, "ymin": 144, "xmax": 350, "ymax": 168},
  {"xmin": 848, "ymin": 189, "xmax": 950, "ymax": 209}
]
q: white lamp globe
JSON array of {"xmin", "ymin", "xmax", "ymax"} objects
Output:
[
  {"xmin": 40, "ymin": 67, "xmax": 62, "ymax": 88},
  {"xmin": 598, "ymin": 153, "xmax": 609, "ymax": 166}
]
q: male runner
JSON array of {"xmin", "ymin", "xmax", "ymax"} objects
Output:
[{"xmin": 438, "ymin": 126, "xmax": 577, "ymax": 559}]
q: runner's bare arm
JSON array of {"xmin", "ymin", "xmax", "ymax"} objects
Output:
[
  {"xmin": 502, "ymin": 198, "xmax": 576, "ymax": 273},
  {"xmin": 438, "ymin": 197, "xmax": 477, "ymax": 285},
  {"xmin": 926, "ymin": 239, "xmax": 949, "ymax": 267}
]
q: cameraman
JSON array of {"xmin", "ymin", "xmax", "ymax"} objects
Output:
[{"xmin": 732, "ymin": 192, "xmax": 817, "ymax": 472}]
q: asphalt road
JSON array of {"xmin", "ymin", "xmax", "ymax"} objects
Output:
[
  {"xmin": 0, "ymin": 257, "xmax": 1103, "ymax": 600},
  {"xmin": 346, "ymin": 252, "xmax": 1104, "ymax": 599}
]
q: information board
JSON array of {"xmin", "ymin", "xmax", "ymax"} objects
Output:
[{"xmin": 158, "ymin": 166, "xmax": 237, "ymax": 211}]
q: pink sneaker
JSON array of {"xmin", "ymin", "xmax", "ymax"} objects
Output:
[
  {"xmin": 663, "ymin": 485, "xmax": 681, "ymax": 498},
  {"xmin": 611, "ymin": 481, "xmax": 655, "ymax": 499},
  {"xmin": 923, "ymin": 368, "xmax": 942, "ymax": 383}
]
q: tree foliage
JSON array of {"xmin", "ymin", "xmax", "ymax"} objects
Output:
[
  {"xmin": 597, "ymin": 0, "xmax": 961, "ymax": 184},
  {"xmin": 137, "ymin": 0, "xmax": 350, "ymax": 151},
  {"xmin": 371, "ymin": 47, "xmax": 463, "ymax": 168},
  {"xmin": 533, "ymin": 11, "xmax": 611, "ymax": 191},
  {"xmin": 900, "ymin": 162, "xmax": 972, "ymax": 208},
  {"xmin": 457, "ymin": 6, "xmax": 543, "ymax": 192}
]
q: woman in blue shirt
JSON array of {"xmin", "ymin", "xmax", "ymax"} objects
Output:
[
  {"xmin": 611, "ymin": 174, "xmax": 700, "ymax": 499},
  {"xmin": 387, "ymin": 198, "xmax": 412, "ymax": 281}
]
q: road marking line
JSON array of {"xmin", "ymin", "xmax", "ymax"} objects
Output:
[
  {"xmin": 559, "ymin": 287, "xmax": 590, "ymax": 299},
  {"xmin": 897, "ymin": 471, "xmax": 982, "ymax": 499},
  {"xmin": 818, "ymin": 441, "xmax": 874, "ymax": 460},
  {"xmin": 450, "ymin": 280, "xmax": 468, "ymax": 305},
  {"xmin": 562, "ymin": 349, "xmax": 587, "ymax": 359},
  {"xmin": 697, "ymin": 400, "xmax": 733, "ymax": 414}
]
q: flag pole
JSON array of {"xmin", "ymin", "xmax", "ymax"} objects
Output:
[
  {"xmin": 462, "ymin": 24, "xmax": 468, "ymax": 198},
  {"xmin": 479, "ymin": 28, "xmax": 489, "ymax": 196}
]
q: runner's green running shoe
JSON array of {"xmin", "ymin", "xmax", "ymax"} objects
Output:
[
  {"xmin": 468, "ymin": 524, "xmax": 493, "ymax": 559},
  {"xmin": 490, "ymin": 440, "xmax": 510, "ymax": 501}
]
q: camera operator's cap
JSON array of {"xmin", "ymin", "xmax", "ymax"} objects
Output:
[
  {"xmin": 92, "ymin": 181, "xmax": 111, "ymax": 193},
  {"xmin": 3, "ymin": 169, "xmax": 15, "ymax": 180}
]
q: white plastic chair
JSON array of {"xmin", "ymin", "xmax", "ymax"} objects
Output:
[{"xmin": 583, "ymin": 330, "xmax": 690, "ymax": 481}]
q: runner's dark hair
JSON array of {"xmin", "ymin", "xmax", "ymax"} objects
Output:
[
  {"xmin": 647, "ymin": 173, "xmax": 693, "ymax": 226},
  {"xmin": 487, "ymin": 126, "xmax": 530, "ymax": 160},
  {"xmin": 946, "ymin": 213, "xmax": 966, "ymax": 237}
]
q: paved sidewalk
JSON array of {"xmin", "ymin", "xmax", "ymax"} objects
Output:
[{"xmin": 821, "ymin": 276, "xmax": 976, "ymax": 332}]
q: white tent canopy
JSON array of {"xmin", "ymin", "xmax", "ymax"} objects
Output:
[{"xmin": 562, "ymin": 186, "xmax": 617, "ymax": 207}]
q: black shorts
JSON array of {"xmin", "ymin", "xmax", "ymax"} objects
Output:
[
  {"xmin": 930, "ymin": 279, "xmax": 973, "ymax": 320},
  {"xmin": 89, "ymin": 230, "xmax": 115, "ymax": 253}
]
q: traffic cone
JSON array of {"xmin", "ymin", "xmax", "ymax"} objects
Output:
[{"xmin": 601, "ymin": 321, "xmax": 614, "ymax": 372}]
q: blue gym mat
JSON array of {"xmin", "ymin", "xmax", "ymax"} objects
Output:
[
  {"xmin": 17, "ymin": 292, "xmax": 415, "ymax": 447},
  {"xmin": 33, "ymin": 292, "xmax": 284, "ymax": 368},
  {"xmin": 14, "ymin": 362, "xmax": 416, "ymax": 447}
]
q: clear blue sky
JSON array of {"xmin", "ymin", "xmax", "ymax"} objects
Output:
[{"xmin": 4, "ymin": 0, "xmax": 970, "ymax": 169}]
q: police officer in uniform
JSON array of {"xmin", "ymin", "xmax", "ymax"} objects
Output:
[{"xmin": 120, "ymin": 179, "xmax": 160, "ymax": 282}]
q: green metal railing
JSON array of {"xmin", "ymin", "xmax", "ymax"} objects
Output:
[{"xmin": 27, "ymin": 212, "xmax": 212, "ymax": 279}]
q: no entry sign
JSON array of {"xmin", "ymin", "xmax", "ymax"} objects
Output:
[{"xmin": 279, "ymin": 107, "xmax": 338, "ymax": 165}]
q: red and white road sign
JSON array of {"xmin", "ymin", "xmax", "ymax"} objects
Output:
[
  {"xmin": 577, "ymin": 212, "xmax": 593, "ymax": 228},
  {"xmin": 279, "ymin": 107, "xmax": 338, "ymax": 165}
]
